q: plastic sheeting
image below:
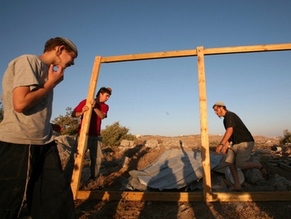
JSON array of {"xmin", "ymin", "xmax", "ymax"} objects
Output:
[{"xmin": 123, "ymin": 148, "xmax": 224, "ymax": 191}]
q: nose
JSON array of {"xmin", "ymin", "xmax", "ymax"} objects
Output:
[{"xmin": 66, "ymin": 62, "xmax": 74, "ymax": 67}]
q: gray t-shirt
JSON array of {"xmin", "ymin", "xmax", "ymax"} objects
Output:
[{"xmin": 0, "ymin": 54, "xmax": 54, "ymax": 145}]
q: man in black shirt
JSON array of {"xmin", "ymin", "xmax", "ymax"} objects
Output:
[{"xmin": 212, "ymin": 101, "xmax": 268, "ymax": 191}]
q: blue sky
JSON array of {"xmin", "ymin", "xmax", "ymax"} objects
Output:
[{"xmin": 1, "ymin": 1, "xmax": 291, "ymax": 137}]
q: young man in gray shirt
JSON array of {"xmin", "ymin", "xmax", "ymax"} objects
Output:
[{"xmin": 0, "ymin": 37, "xmax": 78, "ymax": 219}]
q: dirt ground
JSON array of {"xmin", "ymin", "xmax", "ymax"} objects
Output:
[{"xmin": 74, "ymin": 135, "xmax": 291, "ymax": 219}]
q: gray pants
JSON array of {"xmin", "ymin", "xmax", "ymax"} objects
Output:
[{"xmin": 87, "ymin": 136, "xmax": 103, "ymax": 179}]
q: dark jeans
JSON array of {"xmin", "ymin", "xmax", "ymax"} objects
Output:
[{"xmin": 0, "ymin": 141, "xmax": 75, "ymax": 219}]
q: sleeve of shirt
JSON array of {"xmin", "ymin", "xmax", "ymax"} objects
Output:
[
  {"xmin": 224, "ymin": 112, "xmax": 236, "ymax": 129},
  {"xmin": 74, "ymin": 99, "xmax": 86, "ymax": 112},
  {"xmin": 13, "ymin": 55, "xmax": 42, "ymax": 91},
  {"xmin": 100, "ymin": 103, "xmax": 109, "ymax": 117}
]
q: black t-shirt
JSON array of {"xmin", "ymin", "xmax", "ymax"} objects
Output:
[{"xmin": 223, "ymin": 111, "xmax": 254, "ymax": 144}]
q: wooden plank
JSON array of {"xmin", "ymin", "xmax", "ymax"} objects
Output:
[
  {"xmin": 77, "ymin": 190, "xmax": 203, "ymax": 202},
  {"xmin": 207, "ymin": 191, "xmax": 291, "ymax": 202},
  {"xmin": 204, "ymin": 43, "xmax": 291, "ymax": 55},
  {"xmin": 76, "ymin": 190, "xmax": 291, "ymax": 202},
  {"xmin": 197, "ymin": 47, "xmax": 212, "ymax": 200},
  {"xmin": 71, "ymin": 56, "xmax": 102, "ymax": 200},
  {"xmin": 101, "ymin": 49, "xmax": 197, "ymax": 63},
  {"xmin": 100, "ymin": 43, "xmax": 291, "ymax": 63}
]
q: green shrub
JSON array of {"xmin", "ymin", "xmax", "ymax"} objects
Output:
[
  {"xmin": 52, "ymin": 107, "xmax": 79, "ymax": 136},
  {"xmin": 280, "ymin": 129, "xmax": 291, "ymax": 145},
  {"xmin": 101, "ymin": 122, "xmax": 136, "ymax": 146}
]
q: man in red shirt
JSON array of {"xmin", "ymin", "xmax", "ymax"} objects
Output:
[{"xmin": 72, "ymin": 87, "xmax": 112, "ymax": 180}]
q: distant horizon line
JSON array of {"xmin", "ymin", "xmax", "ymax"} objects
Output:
[{"xmin": 132, "ymin": 133, "xmax": 281, "ymax": 138}]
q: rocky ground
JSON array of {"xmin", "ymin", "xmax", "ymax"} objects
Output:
[{"xmin": 74, "ymin": 135, "xmax": 291, "ymax": 219}]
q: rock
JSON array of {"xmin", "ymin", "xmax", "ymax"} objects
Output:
[
  {"xmin": 145, "ymin": 139, "xmax": 159, "ymax": 148},
  {"xmin": 120, "ymin": 139, "xmax": 135, "ymax": 147},
  {"xmin": 244, "ymin": 169, "xmax": 265, "ymax": 184}
]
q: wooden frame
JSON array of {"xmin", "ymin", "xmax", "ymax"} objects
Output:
[{"xmin": 71, "ymin": 43, "xmax": 291, "ymax": 202}]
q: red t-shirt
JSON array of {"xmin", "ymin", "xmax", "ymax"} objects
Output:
[{"xmin": 74, "ymin": 99, "xmax": 109, "ymax": 136}]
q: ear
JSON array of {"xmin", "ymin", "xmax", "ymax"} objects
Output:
[
  {"xmin": 59, "ymin": 45, "xmax": 66, "ymax": 52},
  {"xmin": 56, "ymin": 45, "xmax": 66, "ymax": 55}
]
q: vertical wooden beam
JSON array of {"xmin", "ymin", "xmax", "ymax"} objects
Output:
[
  {"xmin": 71, "ymin": 56, "xmax": 102, "ymax": 199},
  {"xmin": 197, "ymin": 47, "xmax": 211, "ymax": 201}
]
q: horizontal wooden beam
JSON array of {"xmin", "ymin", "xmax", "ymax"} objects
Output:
[
  {"xmin": 207, "ymin": 191, "xmax": 291, "ymax": 202},
  {"xmin": 100, "ymin": 43, "xmax": 291, "ymax": 63},
  {"xmin": 101, "ymin": 49, "xmax": 197, "ymax": 63},
  {"xmin": 76, "ymin": 190, "xmax": 291, "ymax": 202},
  {"xmin": 77, "ymin": 190, "xmax": 203, "ymax": 202},
  {"xmin": 204, "ymin": 43, "xmax": 291, "ymax": 55}
]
